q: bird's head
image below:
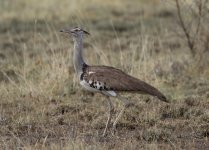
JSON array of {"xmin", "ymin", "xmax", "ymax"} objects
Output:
[{"xmin": 60, "ymin": 27, "xmax": 90, "ymax": 39}]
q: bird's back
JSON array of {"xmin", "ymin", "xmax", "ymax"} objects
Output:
[{"xmin": 82, "ymin": 65, "xmax": 167, "ymax": 102}]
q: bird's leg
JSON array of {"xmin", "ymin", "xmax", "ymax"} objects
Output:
[
  {"xmin": 102, "ymin": 96, "xmax": 113, "ymax": 137},
  {"xmin": 113, "ymin": 95, "xmax": 130, "ymax": 133}
]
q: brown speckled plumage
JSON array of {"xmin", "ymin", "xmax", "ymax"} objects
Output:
[{"xmin": 81, "ymin": 65, "xmax": 167, "ymax": 102}]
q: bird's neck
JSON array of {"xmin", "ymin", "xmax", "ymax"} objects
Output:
[{"xmin": 73, "ymin": 37, "xmax": 86, "ymax": 76}]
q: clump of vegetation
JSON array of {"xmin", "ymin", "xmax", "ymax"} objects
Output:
[
  {"xmin": 0, "ymin": 0, "xmax": 208, "ymax": 149},
  {"xmin": 175, "ymin": 0, "xmax": 209, "ymax": 70}
]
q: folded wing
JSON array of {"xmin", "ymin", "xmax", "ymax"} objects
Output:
[{"xmin": 83, "ymin": 65, "xmax": 168, "ymax": 102}]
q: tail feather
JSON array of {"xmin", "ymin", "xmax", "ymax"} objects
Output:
[
  {"xmin": 141, "ymin": 83, "xmax": 168, "ymax": 103},
  {"xmin": 156, "ymin": 92, "xmax": 168, "ymax": 102},
  {"xmin": 129, "ymin": 77, "xmax": 168, "ymax": 102}
]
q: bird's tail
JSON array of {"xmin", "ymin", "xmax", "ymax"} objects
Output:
[
  {"xmin": 155, "ymin": 92, "xmax": 168, "ymax": 102},
  {"xmin": 148, "ymin": 87, "xmax": 168, "ymax": 103},
  {"xmin": 139, "ymin": 81, "xmax": 168, "ymax": 103}
]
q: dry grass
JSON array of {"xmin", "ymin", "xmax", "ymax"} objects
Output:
[{"xmin": 0, "ymin": 0, "xmax": 209, "ymax": 149}]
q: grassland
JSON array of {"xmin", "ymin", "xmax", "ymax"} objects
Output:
[{"xmin": 0, "ymin": 0, "xmax": 209, "ymax": 149}]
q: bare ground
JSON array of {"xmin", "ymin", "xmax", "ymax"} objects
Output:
[{"xmin": 0, "ymin": 0, "xmax": 209, "ymax": 149}]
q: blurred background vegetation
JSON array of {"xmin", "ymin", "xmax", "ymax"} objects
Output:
[{"xmin": 0, "ymin": 0, "xmax": 209, "ymax": 149}]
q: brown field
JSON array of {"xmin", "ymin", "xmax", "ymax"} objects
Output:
[{"xmin": 0, "ymin": 0, "xmax": 209, "ymax": 149}]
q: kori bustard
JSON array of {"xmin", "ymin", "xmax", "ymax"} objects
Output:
[{"xmin": 60, "ymin": 27, "xmax": 168, "ymax": 136}]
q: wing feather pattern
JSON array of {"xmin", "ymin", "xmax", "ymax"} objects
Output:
[{"xmin": 83, "ymin": 65, "xmax": 168, "ymax": 102}]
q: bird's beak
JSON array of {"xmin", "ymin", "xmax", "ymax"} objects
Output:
[
  {"xmin": 83, "ymin": 30, "xmax": 90, "ymax": 35},
  {"xmin": 60, "ymin": 29, "xmax": 71, "ymax": 34},
  {"xmin": 60, "ymin": 28, "xmax": 90, "ymax": 35}
]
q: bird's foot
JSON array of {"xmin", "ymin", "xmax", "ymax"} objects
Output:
[
  {"xmin": 112, "ymin": 123, "xmax": 117, "ymax": 136},
  {"xmin": 102, "ymin": 126, "xmax": 108, "ymax": 137},
  {"xmin": 102, "ymin": 132, "xmax": 106, "ymax": 137}
]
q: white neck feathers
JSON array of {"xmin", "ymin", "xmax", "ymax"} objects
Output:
[{"xmin": 72, "ymin": 36, "xmax": 86, "ymax": 76}]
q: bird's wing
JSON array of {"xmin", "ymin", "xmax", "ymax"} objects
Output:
[{"xmin": 81, "ymin": 65, "xmax": 167, "ymax": 102}]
